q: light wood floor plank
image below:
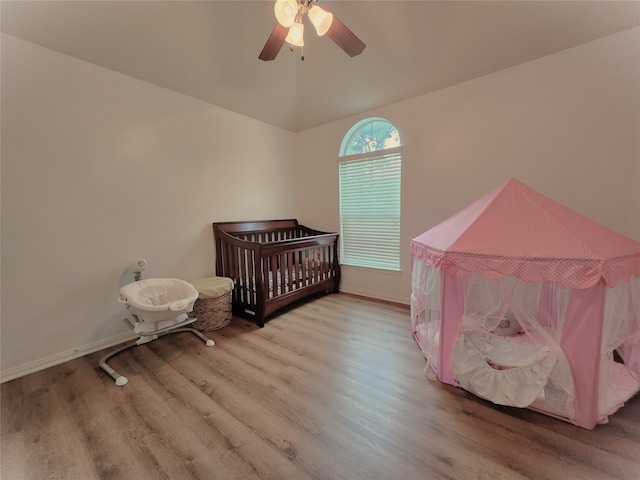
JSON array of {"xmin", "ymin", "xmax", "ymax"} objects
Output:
[{"xmin": 2, "ymin": 293, "xmax": 639, "ymax": 479}]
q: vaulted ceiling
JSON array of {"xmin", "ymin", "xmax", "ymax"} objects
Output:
[{"xmin": 3, "ymin": 1, "xmax": 639, "ymax": 132}]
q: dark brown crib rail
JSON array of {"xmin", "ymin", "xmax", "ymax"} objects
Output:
[{"xmin": 213, "ymin": 220, "xmax": 340, "ymax": 327}]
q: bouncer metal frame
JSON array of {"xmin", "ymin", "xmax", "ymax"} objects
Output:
[{"xmin": 99, "ymin": 314, "xmax": 214, "ymax": 386}]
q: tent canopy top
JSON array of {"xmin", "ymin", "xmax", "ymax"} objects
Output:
[{"xmin": 411, "ymin": 178, "xmax": 640, "ymax": 288}]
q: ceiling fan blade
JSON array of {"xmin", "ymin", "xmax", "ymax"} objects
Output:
[
  {"xmin": 326, "ymin": 16, "xmax": 366, "ymax": 57},
  {"xmin": 258, "ymin": 23, "xmax": 289, "ymax": 61}
]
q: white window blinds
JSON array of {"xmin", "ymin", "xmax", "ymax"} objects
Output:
[{"xmin": 338, "ymin": 148, "xmax": 402, "ymax": 270}]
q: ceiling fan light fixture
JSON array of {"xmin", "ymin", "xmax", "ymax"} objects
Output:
[
  {"xmin": 259, "ymin": 0, "xmax": 365, "ymax": 61},
  {"xmin": 285, "ymin": 21, "xmax": 305, "ymax": 47},
  {"xmin": 274, "ymin": 0, "xmax": 297, "ymax": 27},
  {"xmin": 308, "ymin": 5, "xmax": 333, "ymax": 37}
]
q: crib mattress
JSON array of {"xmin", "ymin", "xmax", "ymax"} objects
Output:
[{"xmin": 238, "ymin": 264, "xmax": 332, "ymax": 298}]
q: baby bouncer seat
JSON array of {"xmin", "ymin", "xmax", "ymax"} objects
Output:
[{"xmin": 99, "ymin": 278, "xmax": 215, "ymax": 386}]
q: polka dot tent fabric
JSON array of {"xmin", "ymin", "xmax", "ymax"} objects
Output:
[{"xmin": 411, "ymin": 178, "xmax": 640, "ymax": 289}]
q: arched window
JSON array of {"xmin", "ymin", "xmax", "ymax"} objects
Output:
[{"xmin": 338, "ymin": 117, "xmax": 402, "ymax": 271}]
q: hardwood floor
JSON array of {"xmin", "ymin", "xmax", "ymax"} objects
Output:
[{"xmin": 2, "ymin": 293, "xmax": 639, "ymax": 480}]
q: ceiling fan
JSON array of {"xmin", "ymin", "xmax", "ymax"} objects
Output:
[{"xmin": 259, "ymin": 0, "xmax": 366, "ymax": 61}]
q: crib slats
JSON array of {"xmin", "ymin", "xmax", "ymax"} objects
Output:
[
  {"xmin": 294, "ymin": 252, "xmax": 301, "ymax": 290},
  {"xmin": 213, "ymin": 220, "xmax": 341, "ymax": 327},
  {"xmin": 247, "ymin": 248, "xmax": 256, "ymax": 307}
]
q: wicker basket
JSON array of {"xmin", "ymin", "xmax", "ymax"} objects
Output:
[{"xmin": 191, "ymin": 291, "xmax": 232, "ymax": 331}]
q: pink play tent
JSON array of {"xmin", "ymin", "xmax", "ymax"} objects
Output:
[{"xmin": 410, "ymin": 178, "xmax": 640, "ymax": 429}]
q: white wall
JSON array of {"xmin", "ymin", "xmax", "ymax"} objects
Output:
[
  {"xmin": 3, "ymin": 27, "xmax": 639, "ymax": 381},
  {"xmin": 1, "ymin": 34, "xmax": 296, "ymax": 380},
  {"xmin": 295, "ymin": 28, "xmax": 640, "ymax": 304}
]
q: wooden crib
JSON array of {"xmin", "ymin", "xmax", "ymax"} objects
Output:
[{"xmin": 213, "ymin": 219, "xmax": 341, "ymax": 327}]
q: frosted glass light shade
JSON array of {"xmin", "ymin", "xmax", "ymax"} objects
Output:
[
  {"xmin": 285, "ymin": 21, "xmax": 304, "ymax": 47},
  {"xmin": 274, "ymin": 0, "xmax": 298, "ymax": 28},
  {"xmin": 308, "ymin": 5, "xmax": 333, "ymax": 36}
]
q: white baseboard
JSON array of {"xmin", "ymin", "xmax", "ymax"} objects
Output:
[
  {"xmin": 0, "ymin": 332, "xmax": 137, "ymax": 384},
  {"xmin": 339, "ymin": 288, "xmax": 409, "ymax": 306},
  {"xmin": 1, "ymin": 292, "xmax": 407, "ymax": 383}
]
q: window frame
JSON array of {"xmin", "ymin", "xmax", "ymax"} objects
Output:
[{"xmin": 337, "ymin": 118, "xmax": 402, "ymax": 272}]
